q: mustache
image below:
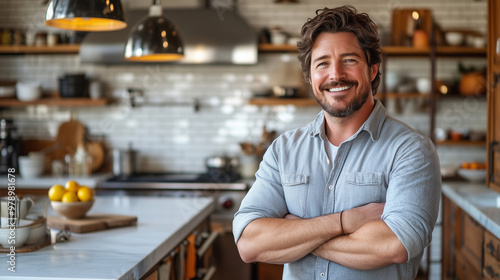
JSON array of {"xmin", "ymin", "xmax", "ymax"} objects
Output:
[{"xmin": 319, "ymin": 79, "xmax": 358, "ymax": 91}]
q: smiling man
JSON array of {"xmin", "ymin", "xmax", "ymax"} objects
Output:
[{"xmin": 233, "ymin": 6, "xmax": 441, "ymax": 280}]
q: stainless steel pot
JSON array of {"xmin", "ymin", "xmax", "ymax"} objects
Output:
[
  {"xmin": 205, "ymin": 156, "xmax": 239, "ymax": 173},
  {"xmin": 112, "ymin": 148, "xmax": 136, "ymax": 177}
]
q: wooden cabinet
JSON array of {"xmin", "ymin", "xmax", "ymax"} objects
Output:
[
  {"xmin": 256, "ymin": 263, "xmax": 283, "ymax": 280},
  {"xmin": 488, "ymin": 0, "xmax": 500, "ymax": 192},
  {"xmin": 442, "ymin": 195, "xmax": 500, "ymax": 280}
]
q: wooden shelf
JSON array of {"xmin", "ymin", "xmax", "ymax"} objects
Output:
[
  {"xmin": 258, "ymin": 44, "xmax": 486, "ymax": 57},
  {"xmin": 248, "ymin": 98, "xmax": 318, "ymax": 106},
  {"xmin": 383, "ymin": 92, "xmax": 430, "ymax": 99},
  {"xmin": 436, "ymin": 140, "xmax": 486, "ymax": 146},
  {"xmin": 0, "ymin": 44, "xmax": 80, "ymax": 54},
  {"xmin": 0, "ymin": 97, "xmax": 109, "ymax": 107}
]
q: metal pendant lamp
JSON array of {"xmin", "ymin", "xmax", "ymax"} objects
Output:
[
  {"xmin": 45, "ymin": 0, "xmax": 127, "ymax": 32},
  {"xmin": 124, "ymin": 0, "xmax": 184, "ymax": 62}
]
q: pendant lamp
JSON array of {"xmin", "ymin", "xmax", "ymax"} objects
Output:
[
  {"xmin": 124, "ymin": 0, "xmax": 184, "ymax": 62},
  {"xmin": 45, "ymin": 0, "xmax": 126, "ymax": 32}
]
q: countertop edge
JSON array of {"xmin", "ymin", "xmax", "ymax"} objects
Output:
[
  {"xmin": 122, "ymin": 197, "xmax": 216, "ymax": 280},
  {"xmin": 442, "ymin": 182, "xmax": 500, "ymax": 239}
]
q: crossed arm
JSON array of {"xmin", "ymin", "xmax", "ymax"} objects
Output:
[{"xmin": 236, "ymin": 202, "xmax": 408, "ymax": 269}]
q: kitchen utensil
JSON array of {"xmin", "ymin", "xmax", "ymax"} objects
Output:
[
  {"xmin": 18, "ymin": 154, "xmax": 45, "ymax": 178},
  {"xmin": 16, "ymin": 81, "xmax": 41, "ymax": 101},
  {"xmin": 457, "ymin": 168, "xmax": 486, "ymax": 182},
  {"xmin": 0, "ymin": 219, "xmax": 31, "ymax": 248},
  {"xmin": 51, "ymin": 199, "xmax": 94, "ymax": 219},
  {"xmin": 86, "ymin": 142, "xmax": 104, "ymax": 172},
  {"xmin": 113, "ymin": 147, "xmax": 136, "ymax": 177},
  {"xmin": 0, "ymin": 197, "xmax": 34, "ymax": 221},
  {"xmin": 25, "ymin": 217, "xmax": 48, "ymax": 245},
  {"xmin": 47, "ymin": 213, "xmax": 137, "ymax": 233},
  {"xmin": 53, "ymin": 114, "xmax": 85, "ymax": 162},
  {"xmin": 0, "ymin": 119, "xmax": 20, "ymax": 174},
  {"xmin": 445, "ymin": 31, "xmax": 464, "ymax": 46},
  {"xmin": 272, "ymin": 86, "xmax": 298, "ymax": 98},
  {"xmin": 58, "ymin": 73, "xmax": 89, "ymax": 98},
  {"xmin": 0, "ymin": 81, "xmax": 16, "ymax": 98},
  {"xmin": 206, "ymin": 155, "xmax": 239, "ymax": 173}
]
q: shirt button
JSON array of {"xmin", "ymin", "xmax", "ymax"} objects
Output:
[
  {"xmin": 329, "ymin": 185, "xmax": 333, "ymax": 190},
  {"xmin": 320, "ymin": 272, "xmax": 325, "ymax": 277}
]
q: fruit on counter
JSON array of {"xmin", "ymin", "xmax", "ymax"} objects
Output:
[
  {"xmin": 48, "ymin": 180, "xmax": 94, "ymax": 203},
  {"xmin": 77, "ymin": 186, "xmax": 93, "ymax": 202},
  {"xmin": 61, "ymin": 191, "xmax": 79, "ymax": 203},
  {"xmin": 65, "ymin": 180, "xmax": 80, "ymax": 193},
  {"xmin": 48, "ymin": 184, "xmax": 66, "ymax": 201},
  {"xmin": 461, "ymin": 161, "xmax": 486, "ymax": 170}
]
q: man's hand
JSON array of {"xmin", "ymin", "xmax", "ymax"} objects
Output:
[
  {"xmin": 285, "ymin": 202, "xmax": 385, "ymax": 234},
  {"xmin": 343, "ymin": 203, "xmax": 384, "ymax": 234}
]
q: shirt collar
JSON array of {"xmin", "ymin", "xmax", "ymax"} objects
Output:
[{"xmin": 310, "ymin": 99, "xmax": 387, "ymax": 142}]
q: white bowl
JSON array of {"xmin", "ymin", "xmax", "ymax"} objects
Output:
[
  {"xmin": 16, "ymin": 81, "xmax": 41, "ymax": 102},
  {"xmin": 416, "ymin": 77, "xmax": 431, "ymax": 94},
  {"xmin": 445, "ymin": 32, "xmax": 464, "ymax": 46},
  {"xmin": 458, "ymin": 169, "xmax": 486, "ymax": 182},
  {"xmin": 18, "ymin": 155, "xmax": 45, "ymax": 178},
  {"xmin": 0, "ymin": 219, "xmax": 31, "ymax": 248}
]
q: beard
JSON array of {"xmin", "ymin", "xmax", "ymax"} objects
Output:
[{"xmin": 315, "ymin": 79, "xmax": 370, "ymax": 118}]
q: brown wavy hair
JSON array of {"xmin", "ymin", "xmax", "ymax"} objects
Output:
[{"xmin": 297, "ymin": 6, "xmax": 382, "ymax": 95}]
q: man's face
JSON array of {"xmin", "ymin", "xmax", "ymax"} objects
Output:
[{"xmin": 310, "ymin": 32, "xmax": 378, "ymax": 118}]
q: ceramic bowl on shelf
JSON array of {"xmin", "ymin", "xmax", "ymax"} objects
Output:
[
  {"xmin": 16, "ymin": 81, "xmax": 41, "ymax": 101},
  {"xmin": 457, "ymin": 168, "xmax": 486, "ymax": 182},
  {"xmin": 51, "ymin": 199, "xmax": 94, "ymax": 219},
  {"xmin": 445, "ymin": 32, "xmax": 464, "ymax": 46}
]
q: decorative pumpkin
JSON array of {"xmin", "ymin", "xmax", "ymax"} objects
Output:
[{"xmin": 459, "ymin": 71, "xmax": 486, "ymax": 96}]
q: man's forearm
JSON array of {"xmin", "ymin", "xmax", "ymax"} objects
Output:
[
  {"xmin": 312, "ymin": 220, "xmax": 408, "ymax": 270},
  {"xmin": 236, "ymin": 214, "xmax": 341, "ymax": 264}
]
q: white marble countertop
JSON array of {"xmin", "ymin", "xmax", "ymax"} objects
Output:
[
  {"xmin": 7, "ymin": 173, "xmax": 113, "ymax": 189},
  {"xmin": 5, "ymin": 196, "xmax": 215, "ymax": 279},
  {"xmin": 442, "ymin": 181, "xmax": 500, "ymax": 238}
]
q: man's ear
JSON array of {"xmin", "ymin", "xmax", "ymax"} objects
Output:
[{"xmin": 370, "ymin": 63, "xmax": 379, "ymax": 82}]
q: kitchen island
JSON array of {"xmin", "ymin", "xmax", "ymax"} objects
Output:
[
  {"xmin": 2, "ymin": 196, "xmax": 215, "ymax": 280},
  {"xmin": 441, "ymin": 182, "xmax": 500, "ymax": 279}
]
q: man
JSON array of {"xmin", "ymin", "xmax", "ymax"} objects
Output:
[{"xmin": 233, "ymin": 6, "xmax": 441, "ymax": 280}]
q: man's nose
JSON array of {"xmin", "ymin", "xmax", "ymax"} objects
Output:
[{"xmin": 329, "ymin": 62, "xmax": 346, "ymax": 81}]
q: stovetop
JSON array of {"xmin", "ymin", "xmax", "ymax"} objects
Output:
[{"xmin": 98, "ymin": 171, "xmax": 247, "ymax": 190}]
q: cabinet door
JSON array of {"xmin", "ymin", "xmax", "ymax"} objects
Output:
[
  {"xmin": 442, "ymin": 196, "xmax": 458, "ymax": 280},
  {"xmin": 488, "ymin": 0, "xmax": 500, "ymax": 191},
  {"xmin": 456, "ymin": 212, "xmax": 484, "ymax": 280}
]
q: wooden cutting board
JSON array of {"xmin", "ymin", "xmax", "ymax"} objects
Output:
[{"xmin": 47, "ymin": 214, "xmax": 137, "ymax": 233}]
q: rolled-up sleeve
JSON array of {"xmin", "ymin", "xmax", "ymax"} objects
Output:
[
  {"xmin": 233, "ymin": 138, "xmax": 289, "ymax": 243},
  {"xmin": 382, "ymin": 136, "xmax": 442, "ymax": 261}
]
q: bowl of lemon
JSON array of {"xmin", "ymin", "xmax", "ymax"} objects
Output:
[{"xmin": 49, "ymin": 180, "xmax": 94, "ymax": 219}]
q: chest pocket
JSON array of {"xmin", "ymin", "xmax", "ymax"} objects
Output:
[
  {"xmin": 341, "ymin": 172, "xmax": 386, "ymax": 208},
  {"xmin": 282, "ymin": 174, "xmax": 309, "ymax": 217}
]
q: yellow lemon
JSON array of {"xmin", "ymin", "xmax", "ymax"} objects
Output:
[
  {"xmin": 61, "ymin": 191, "xmax": 79, "ymax": 203},
  {"xmin": 48, "ymin": 184, "xmax": 66, "ymax": 201},
  {"xmin": 65, "ymin": 180, "xmax": 80, "ymax": 193},
  {"xmin": 77, "ymin": 186, "xmax": 94, "ymax": 202}
]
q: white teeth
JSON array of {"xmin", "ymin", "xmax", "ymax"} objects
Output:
[{"xmin": 328, "ymin": 85, "xmax": 352, "ymax": 92}]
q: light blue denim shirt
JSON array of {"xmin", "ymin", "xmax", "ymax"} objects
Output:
[{"xmin": 233, "ymin": 100, "xmax": 442, "ymax": 280}]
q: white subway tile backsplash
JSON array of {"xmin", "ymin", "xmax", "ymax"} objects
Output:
[{"xmin": 0, "ymin": 0, "xmax": 488, "ymax": 176}]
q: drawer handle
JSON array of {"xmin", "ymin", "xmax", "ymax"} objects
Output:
[
  {"xmin": 197, "ymin": 231, "xmax": 219, "ymax": 258},
  {"xmin": 486, "ymin": 265, "xmax": 495, "ymax": 278},
  {"xmin": 488, "ymin": 240, "xmax": 495, "ymax": 255}
]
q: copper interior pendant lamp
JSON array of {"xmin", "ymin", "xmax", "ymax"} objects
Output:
[
  {"xmin": 45, "ymin": 0, "xmax": 127, "ymax": 32},
  {"xmin": 123, "ymin": 0, "xmax": 184, "ymax": 62}
]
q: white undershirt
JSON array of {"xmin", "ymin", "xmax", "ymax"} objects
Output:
[{"xmin": 325, "ymin": 139, "xmax": 339, "ymax": 166}]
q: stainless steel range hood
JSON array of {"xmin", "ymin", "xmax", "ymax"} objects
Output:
[{"xmin": 80, "ymin": 8, "xmax": 257, "ymax": 64}]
